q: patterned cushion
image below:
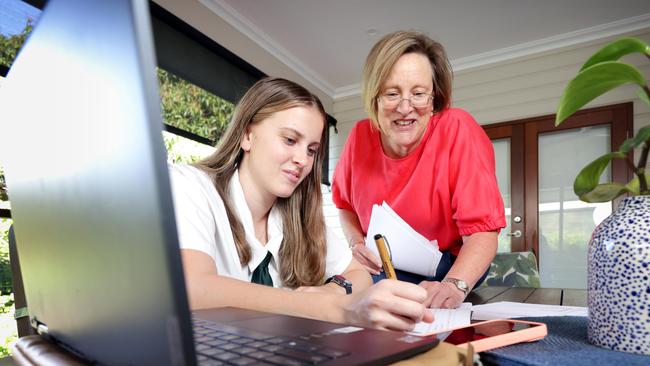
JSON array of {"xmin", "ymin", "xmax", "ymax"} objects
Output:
[{"xmin": 482, "ymin": 251, "xmax": 541, "ymax": 288}]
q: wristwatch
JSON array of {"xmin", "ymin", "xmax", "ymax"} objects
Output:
[
  {"xmin": 325, "ymin": 275, "xmax": 352, "ymax": 294},
  {"xmin": 442, "ymin": 277, "xmax": 470, "ymax": 296}
]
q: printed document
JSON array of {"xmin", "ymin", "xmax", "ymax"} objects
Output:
[
  {"xmin": 365, "ymin": 201, "xmax": 442, "ymax": 277},
  {"xmin": 471, "ymin": 301, "xmax": 588, "ymax": 320},
  {"xmin": 410, "ymin": 302, "xmax": 473, "ymax": 336}
]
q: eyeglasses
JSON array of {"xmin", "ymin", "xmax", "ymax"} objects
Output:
[{"xmin": 377, "ymin": 92, "xmax": 433, "ymax": 109}]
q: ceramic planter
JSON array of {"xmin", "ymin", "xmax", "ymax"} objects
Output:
[{"xmin": 587, "ymin": 196, "xmax": 650, "ymax": 355}]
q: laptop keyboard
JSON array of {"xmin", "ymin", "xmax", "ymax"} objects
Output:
[{"xmin": 193, "ymin": 318, "xmax": 350, "ymax": 366}]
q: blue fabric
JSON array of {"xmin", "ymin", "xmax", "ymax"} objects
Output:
[
  {"xmin": 371, "ymin": 251, "xmax": 488, "ymax": 289},
  {"xmin": 481, "ymin": 316, "xmax": 650, "ymax": 366}
]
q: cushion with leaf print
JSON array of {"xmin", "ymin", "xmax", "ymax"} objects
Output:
[{"xmin": 481, "ymin": 251, "xmax": 541, "ymax": 288}]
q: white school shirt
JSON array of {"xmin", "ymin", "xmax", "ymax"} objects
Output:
[{"xmin": 168, "ymin": 164, "xmax": 352, "ymax": 287}]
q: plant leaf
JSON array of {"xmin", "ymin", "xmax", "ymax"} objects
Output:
[
  {"xmin": 556, "ymin": 62, "xmax": 647, "ymax": 125},
  {"xmin": 619, "ymin": 126, "xmax": 650, "ymax": 153},
  {"xmin": 625, "ymin": 173, "xmax": 650, "ymax": 195},
  {"xmin": 580, "ymin": 37, "xmax": 650, "ymax": 71},
  {"xmin": 574, "ymin": 152, "xmax": 626, "ymax": 196},
  {"xmin": 579, "ymin": 183, "xmax": 631, "ymax": 203}
]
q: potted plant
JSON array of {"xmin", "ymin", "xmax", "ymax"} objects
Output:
[{"xmin": 555, "ymin": 37, "xmax": 650, "ymax": 355}]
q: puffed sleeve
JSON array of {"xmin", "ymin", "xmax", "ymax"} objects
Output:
[
  {"xmin": 331, "ymin": 124, "xmax": 357, "ymax": 211},
  {"xmin": 447, "ymin": 110, "xmax": 506, "ymax": 236}
]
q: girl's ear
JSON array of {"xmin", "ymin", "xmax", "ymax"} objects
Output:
[{"xmin": 241, "ymin": 127, "xmax": 253, "ymax": 152}]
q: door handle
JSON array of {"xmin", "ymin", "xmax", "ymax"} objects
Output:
[{"xmin": 506, "ymin": 230, "xmax": 522, "ymax": 238}]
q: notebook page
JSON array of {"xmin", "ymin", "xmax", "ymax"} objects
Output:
[{"xmin": 410, "ymin": 302, "xmax": 473, "ymax": 336}]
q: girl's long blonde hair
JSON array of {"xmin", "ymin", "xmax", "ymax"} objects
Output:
[{"xmin": 196, "ymin": 77, "xmax": 328, "ymax": 288}]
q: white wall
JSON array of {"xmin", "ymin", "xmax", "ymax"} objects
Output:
[{"xmin": 324, "ymin": 28, "xmax": 650, "ymax": 238}]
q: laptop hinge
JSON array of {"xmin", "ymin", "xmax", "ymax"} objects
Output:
[{"xmin": 30, "ymin": 317, "xmax": 49, "ymax": 335}]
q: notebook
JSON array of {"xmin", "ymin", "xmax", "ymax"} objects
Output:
[{"xmin": 0, "ymin": 0, "xmax": 439, "ymax": 364}]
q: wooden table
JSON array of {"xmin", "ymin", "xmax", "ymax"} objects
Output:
[
  {"xmin": 467, "ymin": 286, "xmax": 587, "ymax": 307},
  {"xmin": 0, "ymin": 287, "xmax": 587, "ymax": 365}
]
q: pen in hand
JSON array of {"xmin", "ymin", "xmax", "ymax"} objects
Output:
[{"xmin": 374, "ymin": 234, "xmax": 397, "ymax": 280}]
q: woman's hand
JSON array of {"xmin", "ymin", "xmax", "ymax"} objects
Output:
[
  {"xmin": 339, "ymin": 209, "xmax": 382, "ymax": 275},
  {"xmin": 340, "ymin": 279, "xmax": 434, "ymax": 331},
  {"xmin": 419, "ymin": 280, "xmax": 465, "ymax": 309},
  {"xmin": 351, "ymin": 242, "xmax": 383, "ymax": 275}
]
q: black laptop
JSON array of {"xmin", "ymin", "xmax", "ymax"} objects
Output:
[{"xmin": 0, "ymin": 0, "xmax": 439, "ymax": 364}]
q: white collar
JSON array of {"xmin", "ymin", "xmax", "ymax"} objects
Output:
[{"xmin": 229, "ymin": 170, "xmax": 283, "ymax": 274}]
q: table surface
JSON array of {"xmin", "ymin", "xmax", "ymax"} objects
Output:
[
  {"xmin": 467, "ymin": 286, "xmax": 587, "ymax": 307},
  {"xmin": 0, "ymin": 286, "xmax": 587, "ymax": 365}
]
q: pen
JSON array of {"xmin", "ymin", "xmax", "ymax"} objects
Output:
[{"xmin": 374, "ymin": 234, "xmax": 397, "ymax": 280}]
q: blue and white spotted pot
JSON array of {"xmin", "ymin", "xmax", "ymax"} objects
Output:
[{"xmin": 587, "ymin": 196, "xmax": 650, "ymax": 355}]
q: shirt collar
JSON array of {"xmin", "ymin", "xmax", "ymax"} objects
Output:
[{"xmin": 229, "ymin": 170, "xmax": 283, "ymax": 273}]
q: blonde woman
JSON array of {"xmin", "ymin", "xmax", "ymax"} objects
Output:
[
  {"xmin": 170, "ymin": 77, "xmax": 432, "ymax": 331},
  {"xmin": 332, "ymin": 31, "xmax": 506, "ymax": 309}
]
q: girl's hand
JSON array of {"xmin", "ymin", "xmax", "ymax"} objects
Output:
[{"xmin": 340, "ymin": 279, "xmax": 434, "ymax": 331}]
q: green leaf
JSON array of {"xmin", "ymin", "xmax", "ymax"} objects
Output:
[
  {"xmin": 625, "ymin": 173, "xmax": 650, "ymax": 195},
  {"xmin": 493, "ymin": 255, "xmax": 518, "ymax": 276},
  {"xmin": 580, "ymin": 38, "xmax": 650, "ymax": 71},
  {"xmin": 556, "ymin": 62, "xmax": 647, "ymax": 125},
  {"xmin": 619, "ymin": 126, "xmax": 650, "ymax": 153},
  {"xmin": 514, "ymin": 275, "xmax": 532, "ymax": 287},
  {"xmin": 574, "ymin": 152, "xmax": 626, "ymax": 196},
  {"xmin": 579, "ymin": 183, "xmax": 631, "ymax": 203},
  {"xmin": 515, "ymin": 260, "xmax": 536, "ymax": 276}
]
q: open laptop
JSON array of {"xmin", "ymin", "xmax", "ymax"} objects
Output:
[{"xmin": 0, "ymin": 0, "xmax": 439, "ymax": 364}]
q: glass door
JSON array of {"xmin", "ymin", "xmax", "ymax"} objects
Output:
[
  {"xmin": 483, "ymin": 103, "xmax": 633, "ymax": 289},
  {"xmin": 537, "ymin": 126, "xmax": 612, "ymax": 288}
]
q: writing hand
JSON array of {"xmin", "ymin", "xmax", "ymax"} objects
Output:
[
  {"xmin": 341, "ymin": 280, "xmax": 434, "ymax": 331},
  {"xmin": 419, "ymin": 280, "xmax": 464, "ymax": 309}
]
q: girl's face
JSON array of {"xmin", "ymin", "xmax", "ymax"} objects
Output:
[{"xmin": 240, "ymin": 105, "xmax": 324, "ymax": 203}]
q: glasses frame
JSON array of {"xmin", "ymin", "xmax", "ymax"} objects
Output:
[{"xmin": 377, "ymin": 92, "xmax": 433, "ymax": 110}]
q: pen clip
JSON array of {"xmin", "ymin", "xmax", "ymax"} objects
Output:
[{"xmin": 382, "ymin": 236, "xmax": 393, "ymax": 261}]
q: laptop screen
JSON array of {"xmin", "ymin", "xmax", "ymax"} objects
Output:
[{"xmin": 0, "ymin": 0, "xmax": 194, "ymax": 364}]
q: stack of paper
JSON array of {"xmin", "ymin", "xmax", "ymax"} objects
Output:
[
  {"xmin": 471, "ymin": 301, "xmax": 588, "ymax": 320},
  {"xmin": 411, "ymin": 303, "xmax": 473, "ymax": 336},
  {"xmin": 365, "ymin": 201, "xmax": 442, "ymax": 277}
]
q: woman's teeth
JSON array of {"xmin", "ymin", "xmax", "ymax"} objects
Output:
[{"xmin": 395, "ymin": 120, "xmax": 414, "ymax": 126}]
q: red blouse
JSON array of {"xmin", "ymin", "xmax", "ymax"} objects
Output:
[{"xmin": 332, "ymin": 108, "xmax": 505, "ymax": 256}]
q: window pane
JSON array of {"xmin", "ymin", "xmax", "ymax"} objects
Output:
[
  {"xmin": 492, "ymin": 138, "xmax": 511, "ymax": 252},
  {"xmin": 163, "ymin": 131, "xmax": 215, "ymax": 164},
  {"xmin": 0, "ymin": 217, "xmax": 16, "ymax": 357},
  {"xmin": 0, "ymin": 218, "xmax": 12, "ymax": 293},
  {"xmin": 0, "ymin": 165, "xmax": 9, "ymax": 211},
  {"xmin": 0, "ymin": 0, "xmax": 40, "ymax": 69},
  {"xmin": 538, "ymin": 125, "xmax": 611, "ymax": 289},
  {"xmin": 157, "ymin": 68, "xmax": 235, "ymax": 143}
]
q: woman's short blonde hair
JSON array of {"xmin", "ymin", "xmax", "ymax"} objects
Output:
[{"xmin": 362, "ymin": 31, "xmax": 453, "ymax": 129}]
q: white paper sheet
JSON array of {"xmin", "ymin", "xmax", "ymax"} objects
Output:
[
  {"xmin": 410, "ymin": 303, "xmax": 473, "ymax": 336},
  {"xmin": 365, "ymin": 201, "xmax": 442, "ymax": 277},
  {"xmin": 471, "ymin": 301, "xmax": 588, "ymax": 320}
]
